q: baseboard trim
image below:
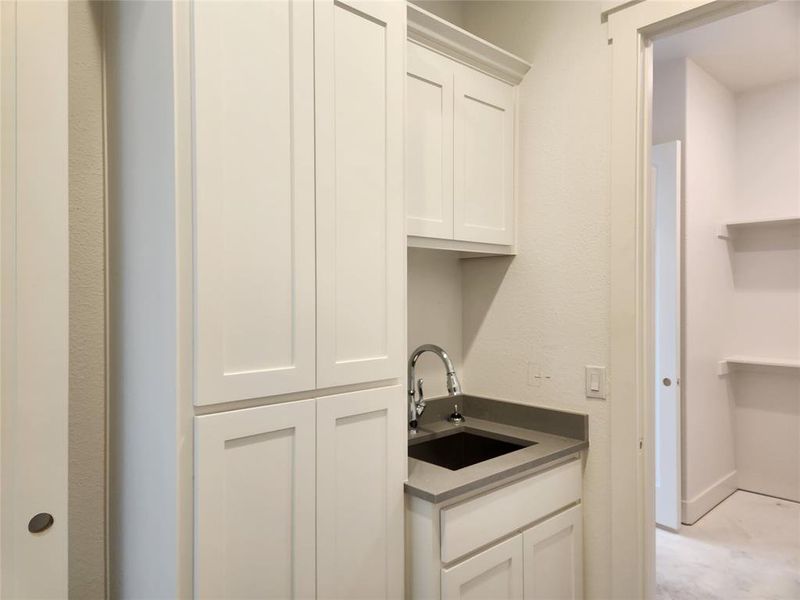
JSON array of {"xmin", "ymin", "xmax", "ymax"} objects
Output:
[{"xmin": 681, "ymin": 470, "xmax": 737, "ymax": 525}]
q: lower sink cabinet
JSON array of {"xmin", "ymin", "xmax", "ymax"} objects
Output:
[
  {"xmin": 522, "ymin": 504, "xmax": 583, "ymax": 600},
  {"xmin": 408, "ymin": 458, "xmax": 584, "ymax": 600},
  {"xmin": 195, "ymin": 385, "xmax": 404, "ymax": 599},
  {"xmin": 442, "ymin": 535, "xmax": 524, "ymax": 600},
  {"xmin": 440, "ymin": 505, "xmax": 583, "ymax": 600}
]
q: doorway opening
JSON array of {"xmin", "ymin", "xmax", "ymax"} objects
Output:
[{"xmin": 651, "ymin": 2, "xmax": 800, "ymax": 598}]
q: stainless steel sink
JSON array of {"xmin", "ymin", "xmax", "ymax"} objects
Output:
[{"xmin": 408, "ymin": 431, "xmax": 534, "ymax": 471}]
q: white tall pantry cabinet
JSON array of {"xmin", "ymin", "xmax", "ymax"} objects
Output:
[{"xmin": 106, "ymin": 1, "xmax": 406, "ymax": 598}]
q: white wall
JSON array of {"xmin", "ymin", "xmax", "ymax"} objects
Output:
[
  {"xmin": 407, "ymin": 249, "xmax": 465, "ymax": 400},
  {"xmin": 447, "ymin": 3, "xmax": 612, "ymax": 599},
  {"xmin": 681, "ymin": 59, "xmax": 739, "ymax": 522},
  {"xmin": 653, "ymin": 60, "xmax": 686, "ymax": 147},
  {"xmin": 408, "ymin": 0, "xmax": 466, "ymax": 28},
  {"xmin": 730, "ymin": 80, "xmax": 800, "ymax": 502},
  {"xmin": 735, "ymin": 80, "xmax": 799, "ymax": 216}
]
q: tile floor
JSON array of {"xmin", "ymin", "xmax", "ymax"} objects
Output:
[{"xmin": 656, "ymin": 490, "xmax": 800, "ymax": 600}]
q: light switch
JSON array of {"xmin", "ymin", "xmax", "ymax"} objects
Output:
[
  {"xmin": 590, "ymin": 373, "xmax": 600, "ymax": 392},
  {"xmin": 585, "ymin": 366, "xmax": 606, "ymax": 399}
]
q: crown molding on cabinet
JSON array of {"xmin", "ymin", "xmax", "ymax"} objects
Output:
[{"xmin": 407, "ymin": 3, "xmax": 531, "ymax": 85}]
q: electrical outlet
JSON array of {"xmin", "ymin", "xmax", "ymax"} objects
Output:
[
  {"xmin": 528, "ymin": 361, "xmax": 551, "ymax": 387},
  {"xmin": 585, "ymin": 365, "xmax": 607, "ymax": 399},
  {"xmin": 527, "ymin": 362, "xmax": 541, "ymax": 387}
]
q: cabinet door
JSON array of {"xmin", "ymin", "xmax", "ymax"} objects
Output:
[
  {"xmin": 406, "ymin": 41, "xmax": 454, "ymax": 239},
  {"xmin": 194, "ymin": 400, "xmax": 315, "ymax": 599},
  {"xmin": 317, "ymin": 385, "xmax": 405, "ymax": 599},
  {"xmin": 441, "ymin": 535, "xmax": 524, "ymax": 600},
  {"xmin": 453, "ymin": 65, "xmax": 515, "ymax": 245},
  {"xmin": 522, "ymin": 505, "xmax": 583, "ymax": 600},
  {"xmin": 315, "ymin": 0, "xmax": 405, "ymax": 388},
  {"xmin": 193, "ymin": 0, "xmax": 316, "ymax": 406}
]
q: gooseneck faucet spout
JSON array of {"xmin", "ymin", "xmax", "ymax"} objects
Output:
[{"xmin": 408, "ymin": 344, "xmax": 462, "ymax": 431}]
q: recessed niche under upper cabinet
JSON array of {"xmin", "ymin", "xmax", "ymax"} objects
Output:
[{"xmin": 405, "ymin": 4, "xmax": 530, "ymax": 257}]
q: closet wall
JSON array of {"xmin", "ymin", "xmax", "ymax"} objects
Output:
[
  {"xmin": 729, "ymin": 80, "xmax": 800, "ymax": 502},
  {"xmin": 654, "ymin": 57, "xmax": 800, "ymax": 520}
]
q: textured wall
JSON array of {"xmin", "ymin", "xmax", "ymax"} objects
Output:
[
  {"xmin": 69, "ymin": 2, "xmax": 106, "ymax": 597},
  {"xmin": 407, "ymin": 249, "xmax": 465, "ymax": 400},
  {"xmin": 455, "ymin": 3, "xmax": 612, "ymax": 599},
  {"xmin": 408, "ymin": 0, "xmax": 467, "ymax": 28}
]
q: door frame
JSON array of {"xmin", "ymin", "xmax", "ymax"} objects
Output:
[{"xmin": 604, "ymin": 1, "xmax": 772, "ymax": 598}]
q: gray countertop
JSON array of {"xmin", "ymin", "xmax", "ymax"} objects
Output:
[{"xmin": 404, "ymin": 395, "xmax": 589, "ymax": 504}]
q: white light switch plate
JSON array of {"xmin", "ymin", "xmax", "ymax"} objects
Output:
[{"xmin": 585, "ymin": 365, "xmax": 607, "ymax": 399}]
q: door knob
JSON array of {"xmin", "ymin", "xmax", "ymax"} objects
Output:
[
  {"xmin": 28, "ymin": 512, "xmax": 54, "ymax": 533},
  {"xmin": 662, "ymin": 377, "xmax": 672, "ymax": 387}
]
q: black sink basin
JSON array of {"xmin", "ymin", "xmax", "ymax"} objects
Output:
[{"xmin": 408, "ymin": 431, "xmax": 533, "ymax": 471}]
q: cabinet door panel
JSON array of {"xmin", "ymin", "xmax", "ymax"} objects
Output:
[
  {"xmin": 193, "ymin": 0, "xmax": 315, "ymax": 405},
  {"xmin": 441, "ymin": 535, "xmax": 524, "ymax": 600},
  {"xmin": 453, "ymin": 65, "xmax": 515, "ymax": 245},
  {"xmin": 315, "ymin": 0, "xmax": 405, "ymax": 387},
  {"xmin": 522, "ymin": 505, "xmax": 584, "ymax": 600},
  {"xmin": 406, "ymin": 41, "xmax": 454, "ymax": 239},
  {"xmin": 194, "ymin": 401, "xmax": 315, "ymax": 599},
  {"xmin": 317, "ymin": 385, "xmax": 405, "ymax": 599}
]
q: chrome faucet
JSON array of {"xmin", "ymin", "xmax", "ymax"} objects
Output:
[{"xmin": 408, "ymin": 344, "xmax": 462, "ymax": 431}]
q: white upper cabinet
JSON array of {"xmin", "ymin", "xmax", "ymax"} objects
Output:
[
  {"xmin": 314, "ymin": 0, "xmax": 405, "ymax": 388},
  {"xmin": 405, "ymin": 5, "xmax": 530, "ymax": 254},
  {"xmin": 453, "ymin": 66, "xmax": 515, "ymax": 245},
  {"xmin": 407, "ymin": 41, "xmax": 454, "ymax": 239},
  {"xmin": 193, "ymin": 0, "xmax": 316, "ymax": 405},
  {"xmin": 194, "ymin": 400, "xmax": 316, "ymax": 599}
]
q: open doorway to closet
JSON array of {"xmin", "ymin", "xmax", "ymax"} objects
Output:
[{"xmin": 651, "ymin": 2, "xmax": 800, "ymax": 598}]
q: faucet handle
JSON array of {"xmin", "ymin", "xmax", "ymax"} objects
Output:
[{"xmin": 417, "ymin": 378, "xmax": 425, "ymax": 405}]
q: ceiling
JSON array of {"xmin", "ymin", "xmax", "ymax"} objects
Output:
[{"xmin": 655, "ymin": 0, "xmax": 800, "ymax": 93}]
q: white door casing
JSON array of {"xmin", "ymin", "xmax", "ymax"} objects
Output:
[
  {"xmin": 194, "ymin": 400, "xmax": 316, "ymax": 599},
  {"xmin": 0, "ymin": 1, "xmax": 69, "ymax": 597},
  {"xmin": 652, "ymin": 141, "xmax": 682, "ymax": 531},
  {"xmin": 193, "ymin": 0, "xmax": 316, "ymax": 406},
  {"xmin": 315, "ymin": 0, "xmax": 405, "ymax": 388},
  {"xmin": 406, "ymin": 41, "xmax": 455, "ymax": 239},
  {"xmin": 606, "ymin": 2, "xmax": 756, "ymax": 597},
  {"xmin": 316, "ymin": 385, "xmax": 405, "ymax": 599}
]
